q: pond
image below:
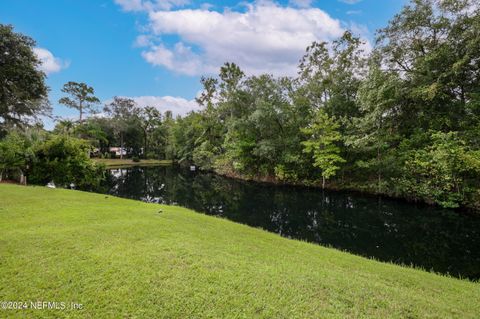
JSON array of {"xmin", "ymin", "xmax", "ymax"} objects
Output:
[{"xmin": 101, "ymin": 165, "xmax": 480, "ymax": 280}]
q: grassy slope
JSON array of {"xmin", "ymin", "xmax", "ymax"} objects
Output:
[
  {"xmin": 92, "ymin": 158, "xmax": 173, "ymax": 168},
  {"xmin": 0, "ymin": 184, "xmax": 478, "ymax": 318}
]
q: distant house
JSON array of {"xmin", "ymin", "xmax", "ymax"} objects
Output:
[{"xmin": 109, "ymin": 147, "xmax": 127, "ymax": 157}]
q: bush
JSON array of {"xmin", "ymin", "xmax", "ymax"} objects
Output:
[
  {"xmin": 28, "ymin": 135, "xmax": 104, "ymax": 190},
  {"xmin": 132, "ymin": 156, "xmax": 140, "ymax": 162}
]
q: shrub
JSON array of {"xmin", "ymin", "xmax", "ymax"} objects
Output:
[{"xmin": 28, "ymin": 135, "xmax": 104, "ymax": 190}]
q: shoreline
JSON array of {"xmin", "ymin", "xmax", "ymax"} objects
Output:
[
  {"xmin": 96, "ymin": 159, "xmax": 479, "ymax": 212},
  {"xmin": 211, "ymin": 168, "xmax": 479, "ymax": 213},
  {"xmin": 92, "ymin": 158, "xmax": 173, "ymax": 169}
]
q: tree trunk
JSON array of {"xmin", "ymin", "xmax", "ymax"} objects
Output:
[
  {"xmin": 120, "ymin": 133, "xmax": 124, "ymax": 159},
  {"xmin": 144, "ymin": 130, "xmax": 148, "ymax": 159},
  {"xmin": 79, "ymin": 100, "xmax": 83, "ymax": 123},
  {"xmin": 377, "ymin": 146, "xmax": 382, "ymax": 193},
  {"xmin": 322, "ymin": 175, "xmax": 325, "ymax": 189}
]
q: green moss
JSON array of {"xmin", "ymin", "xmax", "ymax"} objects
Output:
[{"xmin": 0, "ymin": 184, "xmax": 478, "ymax": 318}]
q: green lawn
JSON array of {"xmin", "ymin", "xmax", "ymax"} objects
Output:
[
  {"xmin": 92, "ymin": 158, "xmax": 173, "ymax": 168},
  {"xmin": 0, "ymin": 184, "xmax": 478, "ymax": 318}
]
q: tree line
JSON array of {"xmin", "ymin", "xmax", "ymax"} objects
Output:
[
  {"xmin": 169, "ymin": 0, "xmax": 480, "ymax": 209},
  {"xmin": 1, "ymin": 0, "xmax": 479, "ymax": 209}
]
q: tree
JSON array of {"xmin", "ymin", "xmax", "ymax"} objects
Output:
[
  {"xmin": 397, "ymin": 132, "xmax": 480, "ymax": 208},
  {"xmin": 326, "ymin": 31, "xmax": 366, "ymax": 120},
  {"xmin": 222, "ymin": 74, "xmax": 310, "ymax": 179},
  {"xmin": 298, "ymin": 41, "xmax": 332, "ymax": 110},
  {"xmin": 74, "ymin": 120, "xmax": 109, "ymax": 150},
  {"xmin": 196, "ymin": 76, "xmax": 218, "ymax": 110},
  {"xmin": 0, "ymin": 24, "xmax": 50, "ymax": 133},
  {"xmin": 298, "ymin": 31, "xmax": 366, "ymax": 122},
  {"xmin": 59, "ymin": 81, "xmax": 100, "ymax": 123},
  {"xmin": 0, "ymin": 131, "xmax": 33, "ymax": 184},
  {"xmin": 53, "ymin": 119, "xmax": 75, "ymax": 136},
  {"xmin": 302, "ymin": 110, "xmax": 345, "ymax": 189},
  {"xmin": 138, "ymin": 106, "xmax": 162, "ymax": 158},
  {"xmin": 172, "ymin": 112, "xmax": 205, "ymax": 164},
  {"xmin": 103, "ymin": 97, "xmax": 139, "ymax": 159},
  {"xmin": 346, "ymin": 57, "xmax": 403, "ymax": 192},
  {"xmin": 376, "ymin": 0, "xmax": 480, "ymax": 132},
  {"xmin": 78, "ymin": 117, "xmax": 115, "ymax": 155},
  {"xmin": 161, "ymin": 110, "xmax": 176, "ymax": 160},
  {"xmin": 218, "ymin": 62, "xmax": 246, "ymax": 122}
]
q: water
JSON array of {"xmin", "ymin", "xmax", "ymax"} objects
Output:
[{"xmin": 101, "ymin": 165, "xmax": 480, "ymax": 280}]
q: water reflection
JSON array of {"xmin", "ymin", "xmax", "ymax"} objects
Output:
[{"xmin": 101, "ymin": 166, "xmax": 480, "ymax": 280}]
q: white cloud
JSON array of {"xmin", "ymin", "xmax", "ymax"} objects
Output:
[
  {"xmin": 142, "ymin": 43, "xmax": 206, "ymax": 76},
  {"xmin": 33, "ymin": 48, "xmax": 69, "ymax": 75},
  {"xmin": 118, "ymin": 95, "xmax": 200, "ymax": 116},
  {"xmin": 115, "ymin": 0, "xmax": 190, "ymax": 12},
  {"xmin": 134, "ymin": 34, "xmax": 153, "ymax": 47},
  {"xmin": 138, "ymin": 2, "xmax": 346, "ymax": 76}
]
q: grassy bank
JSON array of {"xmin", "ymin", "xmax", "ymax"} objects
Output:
[
  {"xmin": 0, "ymin": 184, "xmax": 478, "ymax": 318},
  {"xmin": 92, "ymin": 158, "xmax": 172, "ymax": 168}
]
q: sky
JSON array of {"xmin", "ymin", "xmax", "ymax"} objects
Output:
[{"xmin": 0, "ymin": 0, "xmax": 407, "ymax": 129}]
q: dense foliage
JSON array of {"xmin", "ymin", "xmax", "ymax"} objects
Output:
[
  {"xmin": 0, "ymin": 130, "xmax": 104, "ymax": 190},
  {"xmin": 28, "ymin": 135, "xmax": 104, "ymax": 190},
  {"xmin": 165, "ymin": 0, "xmax": 480, "ymax": 209},
  {"xmin": 0, "ymin": 24, "xmax": 50, "ymax": 135},
  {"xmin": 0, "ymin": 131, "xmax": 33, "ymax": 183},
  {"xmin": 1, "ymin": 0, "xmax": 479, "ymax": 209}
]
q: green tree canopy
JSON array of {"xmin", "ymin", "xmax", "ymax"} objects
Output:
[
  {"xmin": 302, "ymin": 110, "xmax": 345, "ymax": 188},
  {"xmin": 59, "ymin": 81, "xmax": 100, "ymax": 122},
  {"xmin": 0, "ymin": 24, "xmax": 50, "ymax": 133}
]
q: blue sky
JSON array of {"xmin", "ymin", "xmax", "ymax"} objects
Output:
[{"xmin": 0, "ymin": 0, "xmax": 407, "ymax": 129}]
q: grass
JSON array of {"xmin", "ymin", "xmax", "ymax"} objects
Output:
[
  {"xmin": 0, "ymin": 184, "xmax": 479, "ymax": 318},
  {"xmin": 92, "ymin": 158, "xmax": 173, "ymax": 168}
]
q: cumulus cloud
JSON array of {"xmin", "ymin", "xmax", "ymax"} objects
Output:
[
  {"xmin": 33, "ymin": 48, "xmax": 69, "ymax": 75},
  {"xmin": 142, "ymin": 43, "xmax": 206, "ymax": 76},
  {"xmin": 117, "ymin": 1, "xmax": 371, "ymax": 76},
  {"xmin": 138, "ymin": 2, "xmax": 347, "ymax": 76}
]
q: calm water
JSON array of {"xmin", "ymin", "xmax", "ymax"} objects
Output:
[{"xmin": 102, "ymin": 166, "xmax": 480, "ymax": 280}]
